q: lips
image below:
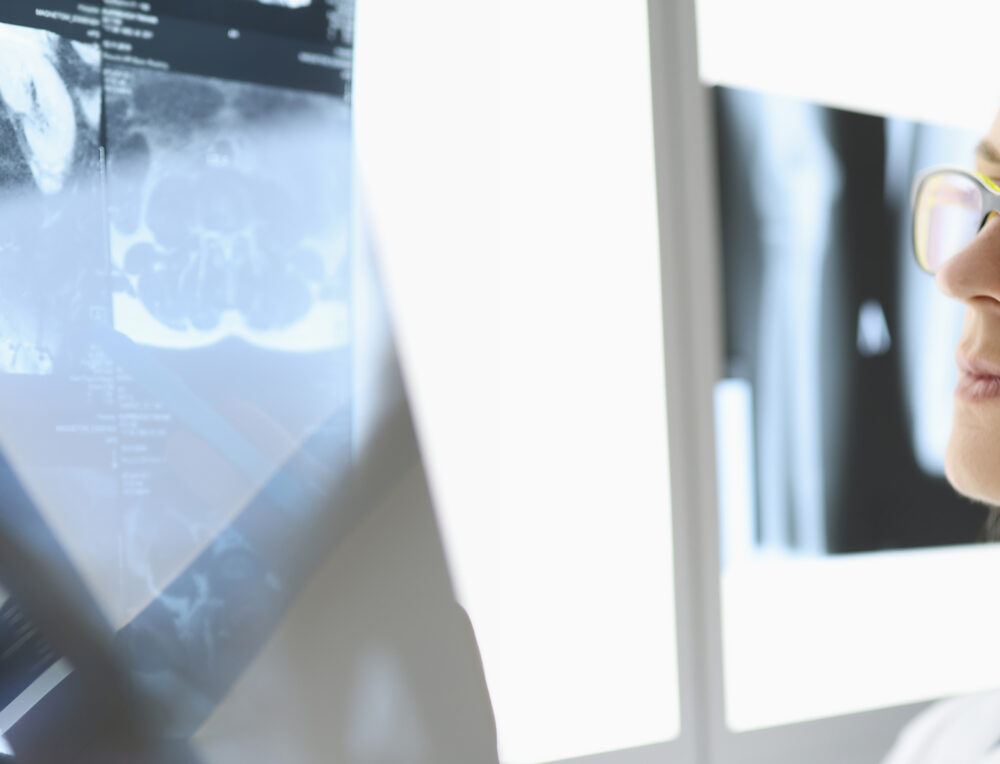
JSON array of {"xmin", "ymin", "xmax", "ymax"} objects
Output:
[{"xmin": 956, "ymin": 355, "xmax": 1000, "ymax": 401}]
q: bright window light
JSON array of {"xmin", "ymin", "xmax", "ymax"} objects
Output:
[
  {"xmin": 696, "ymin": 0, "xmax": 1000, "ymax": 132},
  {"xmin": 354, "ymin": 1, "xmax": 680, "ymax": 762}
]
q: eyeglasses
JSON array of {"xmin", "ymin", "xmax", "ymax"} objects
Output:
[{"xmin": 912, "ymin": 166, "xmax": 1000, "ymax": 274}]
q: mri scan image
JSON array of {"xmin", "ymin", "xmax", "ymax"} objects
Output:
[
  {"xmin": 0, "ymin": 23, "xmax": 102, "ymax": 375},
  {"xmin": 105, "ymin": 66, "xmax": 351, "ymax": 351},
  {"xmin": 0, "ymin": 8, "xmax": 357, "ymax": 752}
]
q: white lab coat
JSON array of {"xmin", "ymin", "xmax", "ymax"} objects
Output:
[{"xmin": 884, "ymin": 691, "xmax": 1000, "ymax": 764}]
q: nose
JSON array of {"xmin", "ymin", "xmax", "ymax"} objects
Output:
[{"xmin": 936, "ymin": 214, "xmax": 1000, "ymax": 305}]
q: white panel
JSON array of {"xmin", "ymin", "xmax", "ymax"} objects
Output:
[
  {"xmin": 354, "ymin": 1, "xmax": 680, "ymax": 762},
  {"xmin": 722, "ymin": 546, "xmax": 1000, "ymax": 731},
  {"xmin": 697, "ymin": 0, "xmax": 1000, "ymax": 131}
]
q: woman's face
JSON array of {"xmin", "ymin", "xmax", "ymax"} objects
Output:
[{"xmin": 938, "ymin": 111, "xmax": 1000, "ymax": 503}]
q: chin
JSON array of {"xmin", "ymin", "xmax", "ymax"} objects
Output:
[{"xmin": 944, "ymin": 421, "xmax": 1000, "ymax": 505}]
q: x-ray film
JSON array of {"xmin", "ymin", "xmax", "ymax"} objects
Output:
[
  {"xmin": 0, "ymin": 15, "xmax": 109, "ymax": 733},
  {"xmin": 0, "ymin": 3, "xmax": 356, "ymax": 749},
  {"xmin": 0, "ymin": 22, "xmax": 103, "ymax": 375},
  {"xmin": 105, "ymin": 69, "xmax": 350, "ymax": 351},
  {"xmin": 96, "ymin": 11, "xmax": 352, "ymax": 741},
  {"xmin": 103, "ymin": 0, "xmax": 352, "ymax": 50},
  {"xmin": 713, "ymin": 86, "xmax": 988, "ymax": 558},
  {"xmin": 0, "ymin": 12, "xmax": 105, "ymax": 716}
]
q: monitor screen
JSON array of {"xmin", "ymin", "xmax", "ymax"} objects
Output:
[{"xmin": 0, "ymin": 0, "xmax": 355, "ymax": 755}]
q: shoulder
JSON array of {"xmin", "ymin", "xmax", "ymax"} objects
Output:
[{"xmin": 883, "ymin": 691, "xmax": 1000, "ymax": 764}]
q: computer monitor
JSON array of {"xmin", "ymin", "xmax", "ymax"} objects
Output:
[{"xmin": 0, "ymin": 1, "xmax": 356, "ymax": 757}]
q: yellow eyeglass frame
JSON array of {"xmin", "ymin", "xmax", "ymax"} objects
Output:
[{"xmin": 912, "ymin": 166, "xmax": 1000, "ymax": 274}]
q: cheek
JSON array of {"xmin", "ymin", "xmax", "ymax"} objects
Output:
[{"xmin": 945, "ymin": 400, "xmax": 1000, "ymax": 503}]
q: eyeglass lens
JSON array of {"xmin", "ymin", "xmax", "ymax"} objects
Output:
[{"xmin": 914, "ymin": 171, "xmax": 983, "ymax": 273}]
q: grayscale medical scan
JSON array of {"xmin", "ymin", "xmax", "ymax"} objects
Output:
[
  {"xmin": 714, "ymin": 86, "xmax": 989, "ymax": 557},
  {"xmin": 0, "ymin": 1, "xmax": 370, "ymax": 761}
]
